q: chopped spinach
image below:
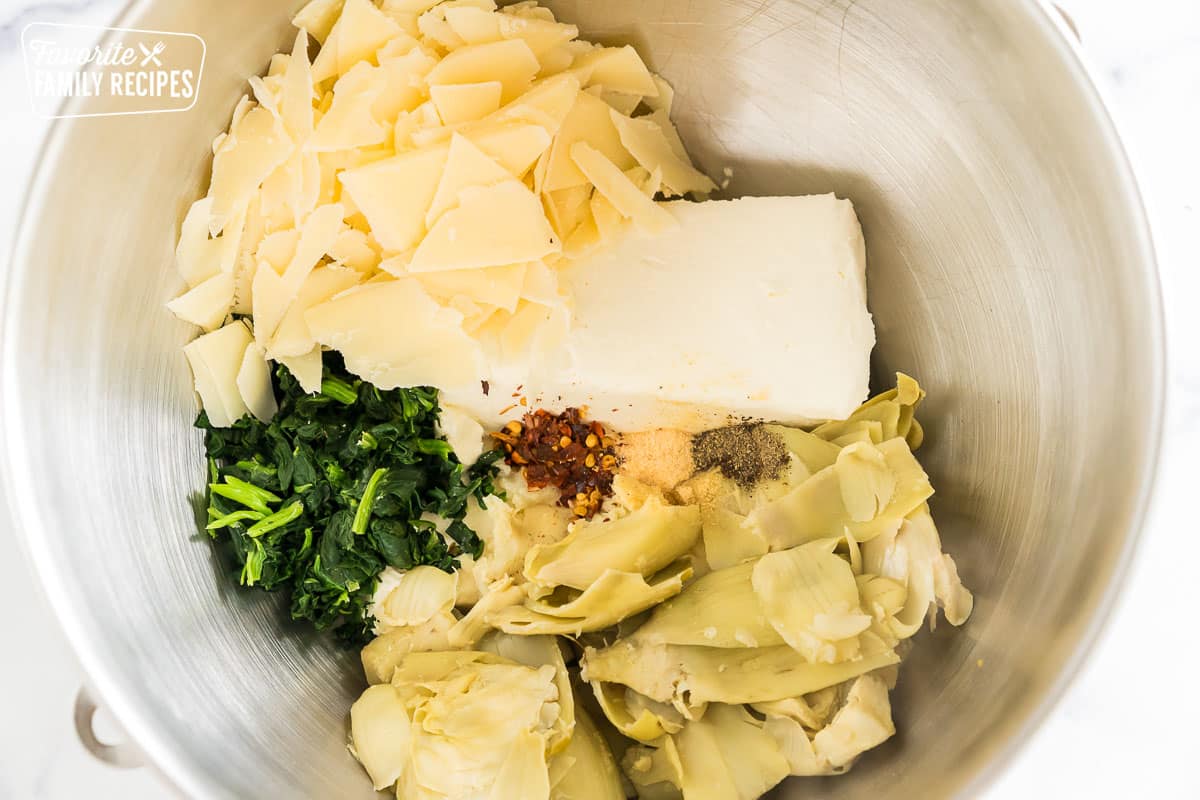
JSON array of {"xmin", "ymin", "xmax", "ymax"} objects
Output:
[{"xmin": 196, "ymin": 354, "xmax": 501, "ymax": 646}]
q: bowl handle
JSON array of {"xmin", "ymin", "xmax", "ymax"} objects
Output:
[{"xmin": 73, "ymin": 686, "xmax": 144, "ymax": 769}]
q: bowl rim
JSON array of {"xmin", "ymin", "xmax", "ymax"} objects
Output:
[{"xmin": 0, "ymin": 1, "xmax": 1166, "ymax": 798}]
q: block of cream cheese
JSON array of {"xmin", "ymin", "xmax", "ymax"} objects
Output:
[{"xmin": 442, "ymin": 194, "xmax": 874, "ymax": 432}]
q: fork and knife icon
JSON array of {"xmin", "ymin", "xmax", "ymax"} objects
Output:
[{"xmin": 138, "ymin": 41, "xmax": 166, "ymax": 67}]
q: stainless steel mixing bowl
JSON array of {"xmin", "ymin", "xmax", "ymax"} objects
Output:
[{"xmin": 2, "ymin": 1, "xmax": 1163, "ymax": 797}]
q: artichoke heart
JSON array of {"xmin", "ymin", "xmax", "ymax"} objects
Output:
[
  {"xmin": 676, "ymin": 470, "xmax": 770, "ymax": 572},
  {"xmin": 479, "ymin": 632, "xmax": 576, "ymax": 755},
  {"xmin": 632, "ymin": 560, "xmax": 783, "ymax": 649},
  {"xmin": 751, "ymin": 540, "xmax": 872, "ymax": 664},
  {"xmin": 582, "ymin": 631, "xmax": 899, "ymax": 707},
  {"xmin": 350, "ymin": 649, "xmax": 568, "ymax": 799},
  {"xmin": 548, "ymin": 704, "xmax": 626, "ymax": 800},
  {"xmin": 862, "ymin": 505, "xmax": 973, "ymax": 637},
  {"xmin": 591, "ymin": 680, "xmax": 689, "ymax": 743},
  {"xmin": 748, "ymin": 437, "xmax": 933, "ymax": 549},
  {"xmin": 409, "ymin": 654, "xmax": 561, "ymax": 799},
  {"xmin": 622, "ymin": 735, "xmax": 685, "ymax": 800},
  {"xmin": 350, "ymin": 683, "xmax": 413, "ymax": 790},
  {"xmin": 371, "ymin": 565, "xmax": 458, "ymax": 633},
  {"xmin": 491, "ymin": 560, "xmax": 694, "ymax": 636},
  {"xmin": 813, "ymin": 372, "xmax": 925, "ymax": 447},
  {"xmin": 361, "ymin": 611, "xmax": 457, "ymax": 685},
  {"xmin": 811, "ymin": 674, "xmax": 896, "ymax": 769},
  {"xmin": 343, "ymin": 371, "xmax": 970, "ymax": 799},
  {"xmin": 623, "ymin": 704, "xmax": 789, "ymax": 800},
  {"xmin": 761, "ymin": 425, "xmax": 841, "ymax": 473},
  {"xmin": 526, "ymin": 492, "xmax": 701, "ymax": 591}
]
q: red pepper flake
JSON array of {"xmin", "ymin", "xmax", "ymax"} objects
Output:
[
  {"xmin": 498, "ymin": 403, "xmax": 517, "ymax": 416},
  {"xmin": 491, "ymin": 408, "xmax": 620, "ymax": 518},
  {"xmin": 481, "ymin": 380, "xmax": 490, "ymax": 396}
]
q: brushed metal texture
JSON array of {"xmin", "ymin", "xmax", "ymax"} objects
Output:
[{"xmin": 1, "ymin": 1, "xmax": 1163, "ymax": 797}]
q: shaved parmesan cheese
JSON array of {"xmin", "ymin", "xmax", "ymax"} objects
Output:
[
  {"xmin": 497, "ymin": 14, "xmax": 577, "ymax": 57},
  {"xmin": 491, "ymin": 72, "xmax": 579, "ymax": 136},
  {"xmin": 251, "ymin": 262, "xmax": 294, "ymax": 348},
  {"xmin": 393, "ymin": 109, "xmax": 422, "ymax": 151},
  {"xmin": 309, "ymin": 62, "xmax": 388, "ymax": 151},
  {"xmin": 278, "ymin": 348, "xmax": 324, "ymax": 393},
  {"xmin": 430, "ymin": 81, "xmax": 502, "ymax": 125},
  {"xmin": 644, "ymin": 74, "xmax": 675, "ymax": 114},
  {"xmin": 543, "ymin": 184, "xmax": 592, "ymax": 240},
  {"xmin": 175, "ymin": 197, "xmax": 240, "ymax": 287},
  {"xmin": 304, "ymin": 279, "xmax": 481, "ymax": 390},
  {"xmin": 417, "ymin": 263, "xmax": 526, "ymax": 312},
  {"xmin": 260, "ymin": 150, "xmax": 321, "ymax": 227},
  {"xmin": 282, "ymin": 203, "xmax": 346, "ymax": 292},
  {"xmin": 589, "ymin": 190, "xmax": 627, "ymax": 243},
  {"xmin": 536, "ymin": 44, "xmax": 574, "ymax": 77},
  {"xmin": 267, "ymin": 53, "xmax": 289, "ymax": 77},
  {"xmin": 563, "ymin": 212, "xmax": 601, "ymax": 259},
  {"xmin": 340, "ymin": 144, "xmax": 450, "ymax": 252},
  {"xmin": 279, "ymin": 31, "xmax": 315, "ymax": 142},
  {"xmin": 187, "ymin": 2, "xmax": 727, "ymax": 429},
  {"xmin": 232, "ymin": 198, "xmax": 266, "ymax": 314},
  {"xmin": 570, "ymin": 141, "xmax": 675, "ymax": 234},
  {"xmin": 542, "ymin": 90, "xmax": 634, "ymax": 192},
  {"xmin": 176, "ymin": 198, "xmax": 221, "ymax": 287},
  {"xmin": 375, "ymin": 47, "xmax": 438, "ymax": 126},
  {"xmin": 409, "ymin": 180, "xmax": 559, "ymax": 272},
  {"xmin": 418, "ymin": 9, "xmax": 467, "ymax": 50},
  {"xmin": 329, "ymin": 228, "xmax": 382, "ymax": 273},
  {"xmin": 183, "ymin": 321, "xmax": 254, "ymax": 427},
  {"xmin": 167, "ymin": 272, "xmax": 235, "ymax": 332},
  {"xmin": 594, "ymin": 88, "xmax": 641, "ymax": 116},
  {"xmin": 426, "ymin": 133, "xmax": 511, "ymax": 226},
  {"xmin": 643, "ymin": 109, "xmax": 690, "ymax": 163},
  {"xmin": 311, "ymin": 0, "xmax": 403, "ymax": 83},
  {"xmin": 443, "ymin": 6, "xmax": 502, "ymax": 44},
  {"xmin": 292, "ymin": 0, "xmax": 345, "ymax": 44},
  {"xmin": 376, "ymin": 32, "xmax": 421, "ymax": 60},
  {"xmin": 572, "ymin": 45, "xmax": 659, "ymax": 96},
  {"xmin": 503, "ymin": 0, "xmax": 555, "ymax": 21},
  {"xmin": 248, "ymin": 74, "xmax": 281, "ymax": 117},
  {"xmin": 379, "ymin": 8, "xmax": 421, "ymax": 37},
  {"xmin": 271, "ymin": 264, "xmax": 363, "ymax": 357},
  {"xmin": 467, "ymin": 122, "xmax": 551, "ymax": 176},
  {"xmin": 426, "ymin": 39, "xmax": 540, "ymax": 103},
  {"xmin": 237, "ymin": 342, "xmax": 279, "ymax": 422},
  {"xmin": 382, "ymin": 0, "xmax": 445, "ymax": 14},
  {"xmin": 611, "ymin": 109, "xmax": 715, "ymax": 197},
  {"xmin": 630, "ymin": 164, "xmax": 663, "ymax": 198},
  {"xmin": 209, "ymin": 106, "xmax": 292, "ymax": 236},
  {"xmin": 256, "ymin": 229, "xmax": 299, "ymax": 274}
]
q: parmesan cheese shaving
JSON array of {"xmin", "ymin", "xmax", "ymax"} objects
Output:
[
  {"xmin": 183, "ymin": 321, "xmax": 254, "ymax": 427},
  {"xmin": 167, "ymin": 272, "xmax": 235, "ymax": 332},
  {"xmin": 410, "ymin": 179, "xmax": 560, "ymax": 272},
  {"xmin": 570, "ymin": 142, "xmax": 676, "ymax": 234},
  {"xmin": 430, "ymin": 81, "xmax": 503, "ymax": 124}
]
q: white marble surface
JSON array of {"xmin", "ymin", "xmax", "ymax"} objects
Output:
[{"xmin": 1, "ymin": 0, "xmax": 1197, "ymax": 797}]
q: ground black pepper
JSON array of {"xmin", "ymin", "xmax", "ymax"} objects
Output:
[{"xmin": 691, "ymin": 424, "xmax": 788, "ymax": 487}]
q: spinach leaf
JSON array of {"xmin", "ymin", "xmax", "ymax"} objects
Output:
[{"xmin": 196, "ymin": 353, "xmax": 499, "ymax": 646}]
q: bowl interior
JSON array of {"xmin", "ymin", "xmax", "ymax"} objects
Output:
[{"xmin": 3, "ymin": 1, "xmax": 1161, "ymax": 797}]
